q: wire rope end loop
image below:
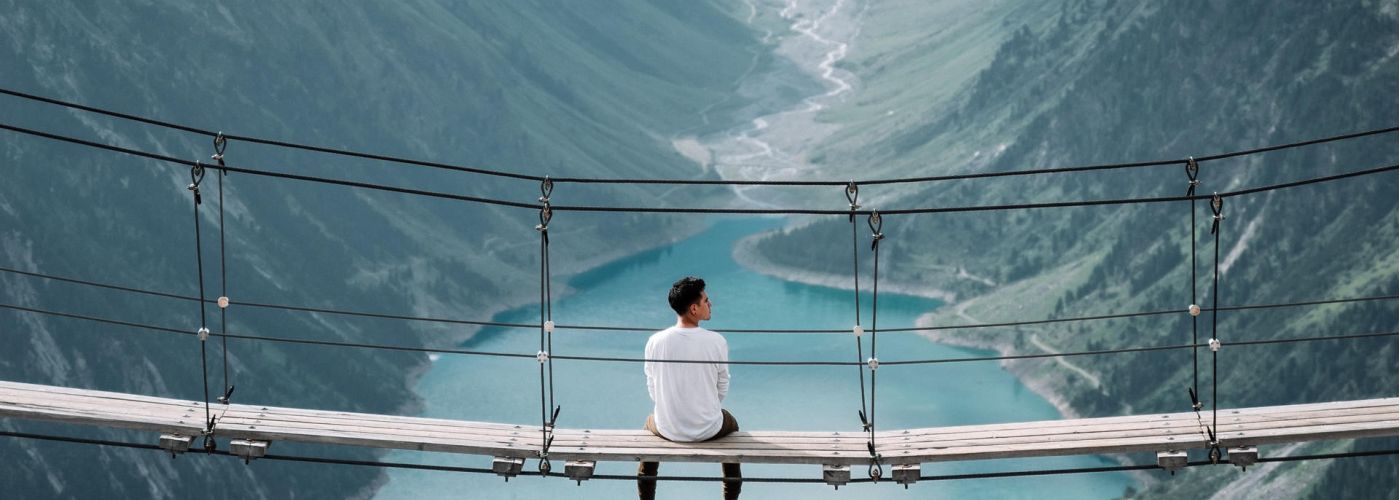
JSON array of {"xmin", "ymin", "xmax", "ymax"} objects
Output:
[
  {"xmin": 852, "ymin": 325, "xmax": 864, "ymax": 337},
  {"xmin": 867, "ymin": 211, "xmax": 884, "ymax": 249},
  {"xmin": 1185, "ymin": 157, "xmax": 1200, "ymax": 196},
  {"xmin": 188, "ymin": 162, "xmax": 206, "ymax": 204},
  {"xmin": 211, "ymin": 132, "xmax": 228, "ymax": 171},
  {"xmin": 539, "ymin": 176, "xmax": 553, "ymax": 203},
  {"xmin": 865, "ymin": 441, "xmax": 884, "ymax": 481},
  {"xmin": 867, "ymin": 357, "xmax": 879, "ymax": 371},
  {"xmin": 1208, "ymin": 338, "xmax": 1221, "ymax": 352},
  {"xmin": 538, "ymin": 457, "xmax": 552, "ymax": 476},
  {"xmin": 1209, "ymin": 193, "xmax": 1224, "ymax": 234},
  {"xmin": 1188, "ymin": 304, "xmax": 1201, "ymax": 317},
  {"xmin": 536, "ymin": 350, "xmax": 550, "ymax": 364},
  {"xmin": 536, "ymin": 203, "xmax": 552, "ymax": 233},
  {"xmin": 197, "ymin": 327, "xmax": 210, "ymax": 342},
  {"xmin": 845, "ymin": 181, "xmax": 860, "ymax": 219}
]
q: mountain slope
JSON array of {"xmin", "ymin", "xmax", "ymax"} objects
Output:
[
  {"xmin": 0, "ymin": 1, "xmax": 796, "ymax": 498},
  {"xmin": 748, "ymin": 0, "xmax": 1397, "ymax": 497}
]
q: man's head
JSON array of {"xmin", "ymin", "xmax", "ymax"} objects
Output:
[{"xmin": 668, "ymin": 276, "xmax": 711, "ymax": 322}]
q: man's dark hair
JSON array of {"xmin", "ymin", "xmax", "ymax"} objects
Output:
[{"xmin": 668, "ymin": 276, "xmax": 706, "ymax": 316}]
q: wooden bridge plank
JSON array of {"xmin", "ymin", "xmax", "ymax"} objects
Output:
[
  {"xmin": 885, "ymin": 406, "xmax": 1396, "ymax": 448},
  {"xmin": 0, "ymin": 380, "xmax": 1393, "ymax": 466}
]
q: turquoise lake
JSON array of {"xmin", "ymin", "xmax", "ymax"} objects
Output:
[{"xmin": 375, "ymin": 217, "xmax": 1134, "ymax": 499}]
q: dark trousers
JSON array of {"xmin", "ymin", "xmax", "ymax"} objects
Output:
[{"xmin": 638, "ymin": 409, "xmax": 741, "ymax": 499}]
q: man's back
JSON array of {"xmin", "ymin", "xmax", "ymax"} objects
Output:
[{"xmin": 644, "ymin": 326, "xmax": 730, "ymax": 442}]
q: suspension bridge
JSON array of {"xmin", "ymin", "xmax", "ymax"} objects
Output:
[{"xmin": 0, "ymin": 87, "xmax": 1395, "ymax": 488}]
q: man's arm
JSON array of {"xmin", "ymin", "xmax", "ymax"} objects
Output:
[
  {"xmin": 716, "ymin": 339, "xmax": 730, "ymax": 401},
  {"xmin": 645, "ymin": 337, "xmax": 657, "ymax": 402}
]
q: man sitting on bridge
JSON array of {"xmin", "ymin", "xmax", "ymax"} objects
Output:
[{"xmin": 639, "ymin": 276, "xmax": 741, "ymax": 499}]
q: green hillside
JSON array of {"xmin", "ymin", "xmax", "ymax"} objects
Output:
[
  {"xmin": 0, "ymin": 1, "xmax": 801, "ymax": 498},
  {"xmin": 750, "ymin": 0, "xmax": 1397, "ymax": 497}
]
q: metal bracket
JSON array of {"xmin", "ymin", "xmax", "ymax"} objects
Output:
[
  {"xmin": 158, "ymin": 434, "xmax": 193, "ymax": 458},
  {"xmin": 230, "ymin": 439, "xmax": 269, "ymax": 464},
  {"xmin": 493, "ymin": 456, "xmax": 525, "ymax": 480},
  {"xmin": 565, "ymin": 460, "xmax": 595, "ymax": 484},
  {"xmin": 892, "ymin": 463, "xmax": 920, "ymax": 488},
  {"xmin": 1228, "ymin": 446, "xmax": 1258, "ymax": 471},
  {"xmin": 1157, "ymin": 450, "xmax": 1188, "ymax": 474},
  {"xmin": 822, "ymin": 463, "xmax": 851, "ymax": 488}
]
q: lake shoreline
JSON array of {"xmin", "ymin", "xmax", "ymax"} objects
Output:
[
  {"xmin": 731, "ymin": 229, "xmax": 1076, "ymax": 416},
  {"xmin": 732, "ymin": 228, "xmax": 1156, "ymax": 488}
]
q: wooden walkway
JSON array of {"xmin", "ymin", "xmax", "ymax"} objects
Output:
[{"xmin": 0, "ymin": 380, "xmax": 1394, "ymax": 483}]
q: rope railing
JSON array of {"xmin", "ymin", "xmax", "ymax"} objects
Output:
[
  {"xmin": 1, "ymin": 87, "xmax": 1394, "ymax": 187},
  {"xmin": 0, "ymin": 122, "xmax": 1395, "ymax": 216},
  {"xmin": 2, "ymin": 265, "xmax": 1392, "ymax": 336},
  {"xmin": 0, "ymin": 301, "xmax": 1393, "ymax": 368}
]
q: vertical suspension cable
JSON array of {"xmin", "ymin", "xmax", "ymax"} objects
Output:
[
  {"xmin": 186, "ymin": 162, "xmax": 215, "ymax": 448},
  {"xmin": 534, "ymin": 177, "xmax": 556, "ymax": 476},
  {"xmin": 846, "ymin": 182, "xmax": 869, "ymax": 429},
  {"xmin": 213, "ymin": 133, "xmax": 234, "ymax": 404},
  {"xmin": 1185, "ymin": 158, "xmax": 1202, "ymax": 411},
  {"xmin": 545, "ymin": 229, "xmax": 555, "ymax": 419},
  {"xmin": 865, "ymin": 210, "xmax": 884, "ymax": 481},
  {"xmin": 1207, "ymin": 193, "xmax": 1225, "ymax": 462}
]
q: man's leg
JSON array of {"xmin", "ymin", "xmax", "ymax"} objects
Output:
[
  {"xmin": 637, "ymin": 460, "xmax": 660, "ymax": 500},
  {"xmin": 722, "ymin": 463, "xmax": 743, "ymax": 500},
  {"xmin": 714, "ymin": 410, "xmax": 742, "ymax": 499},
  {"xmin": 639, "ymin": 415, "xmax": 662, "ymax": 500}
]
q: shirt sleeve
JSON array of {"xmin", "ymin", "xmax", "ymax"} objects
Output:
[
  {"xmin": 644, "ymin": 337, "xmax": 657, "ymax": 402},
  {"xmin": 716, "ymin": 337, "xmax": 730, "ymax": 401}
]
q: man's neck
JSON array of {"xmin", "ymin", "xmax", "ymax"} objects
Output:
[{"xmin": 676, "ymin": 317, "xmax": 700, "ymax": 329}]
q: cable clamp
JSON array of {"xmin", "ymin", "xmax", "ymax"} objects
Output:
[
  {"xmin": 536, "ymin": 350, "xmax": 549, "ymax": 363},
  {"xmin": 197, "ymin": 327, "xmax": 210, "ymax": 341},
  {"xmin": 188, "ymin": 162, "xmax": 206, "ymax": 205},
  {"xmin": 852, "ymin": 325, "xmax": 863, "ymax": 337},
  {"xmin": 543, "ymin": 320, "xmax": 555, "ymax": 333},
  {"xmin": 867, "ymin": 357, "xmax": 879, "ymax": 370},
  {"xmin": 217, "ymin": 296, "xmax": 230, "ymax": 309},
  {"xmin": 1208, "ymin": 338, "xmax": 1221, "ymax": 352},
  {"xmin": 1210, "ymin": 193, "xmax": 1224, "ymax": 234},
  {"xmin": 1188, "ymin": 304, "xmax": 1201, "ymax": 317},
  {"xmin": 1185, "ymin": 156, "xmax": 1200, "ymax": 196},
  {"xmin": 867, "ymin": 211, "xmax": 884, "ymax": 250}
]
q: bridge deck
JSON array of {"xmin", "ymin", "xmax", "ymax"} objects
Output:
[{"xmin": 0, "ymin": 380, "xmax": 1394, "ymax": 467}]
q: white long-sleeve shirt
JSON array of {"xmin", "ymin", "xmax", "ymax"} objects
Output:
[{"xmin": 644, "ymin": 326, "xmax": 730, "ymax": 442}]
